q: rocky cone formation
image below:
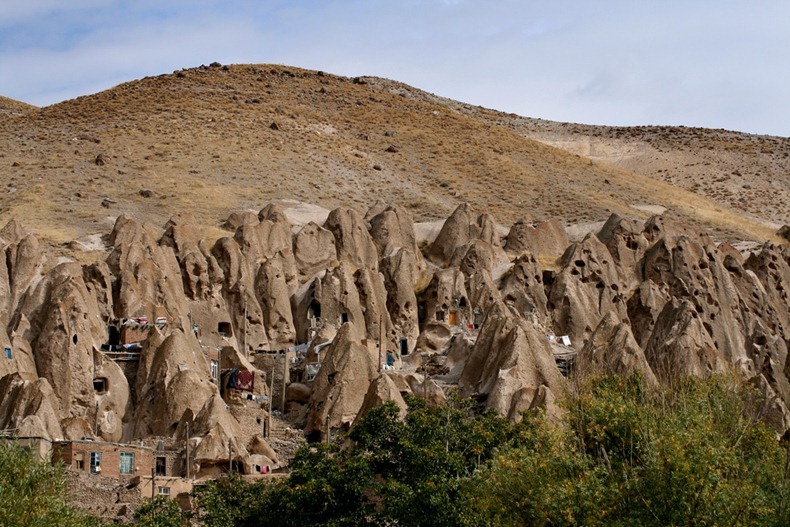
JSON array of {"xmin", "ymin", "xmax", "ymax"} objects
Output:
[{"xmin": 0, "ymin": 201, "xmax": 788, "ymax": 474}]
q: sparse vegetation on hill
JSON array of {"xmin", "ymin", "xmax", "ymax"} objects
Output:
[
  {"xmin": 0, "ymin": 63, "xmax": 783, "ymax": 246},
  {"xmin": 1, "ymin": 63, "xmax": 788, "ymax": 525}
]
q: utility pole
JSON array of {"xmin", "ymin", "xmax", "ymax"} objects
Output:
[
  {"xmin": 266, "ymin": 365, "xmax": 274, "ymax": 438},
  {"xmin": 217, "ymin": 347, "xmax": 222, "ymax": 391},
  {"xmin": 378, "ymin": 314, "xmax": 385, "ymax": 372},
  {"xmin": 324, "ymin": 414, "xmax": 330, "ymax": 444},
  {"xmin": 423, "ymin": 357, "xmax": 428, "ymax": 401},
  {"xmin": 185, "ymin": 421, "xmax": 190, "ymax": 480},
  {"xmin": 280, "ymin": 351, "xmax": 287, "ymax": 413},
  {"xmin": 94, "ymin": 401, "xmax": 99, "ymax": 437},
  {"xmin": 242, "ymin": 298, "xmax": 248, "ymax": 359}
]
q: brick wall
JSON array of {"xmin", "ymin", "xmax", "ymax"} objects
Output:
[
  {"xmin": 54, "ymin": 441, "xmax": 153, "ymax": 479},
  {"xmin": 120, "ymin": 325, "xmax": 150, "ymax": 344}
]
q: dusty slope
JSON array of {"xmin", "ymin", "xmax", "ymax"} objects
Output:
[
  {"xmin": 0, "ymin": 63, "xmax": 782, "ymax": 246},
  {"xmin": 386, "ymin": 82, "xmax": 789, "ymax": 227},
  {"xmin": 0, "ymin": 96, "xmax": 37, "ymax": 116}
]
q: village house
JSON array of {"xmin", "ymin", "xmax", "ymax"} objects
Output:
[{"xmin": 53, "ymin": 439, "xmax": 154, "ymax": 479}]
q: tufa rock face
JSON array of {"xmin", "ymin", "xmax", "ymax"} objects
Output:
[
  {"xmin": 255, "ymin": 256, "xmax": 296, "ymax": 348},
  {"xmin": 576, "ymin": 313, "xmax": 658, "ymax": 386},
  {"xmin": 132, "ymin": 331, "xmax": 217, "ymax": 438},
  {"xmin": 644, "ymin": 299, "xmax": 727, "ymax": 382},
  {"xmin": 293, "ymin": 221, "xmax": 337, "ymax": 279},
  {"xmin": 428, "ymin": 202, "xmax": 476, "ymax": 267},
  {"xmin": 548, "ymin": 233, "xmax": 629, "ymax": 345},
  {"xmin": 305, "ymin": 323, "xmax": 378, "ymax": 438},
  {"xmin": 369, "ymin": 206, "xmax": 422, "ymax": 262},
  {"xmin": 506, "ymin": 218, "xmax": 569, "ymax": 261},
  {"xmin": 0, "ymin": 200, "xmax": 789, "ymax": 472},
  {"xmin": 23, "ymin": 263, "xmax": 105, "ymax": 422},
  {"xmin": 0, "ymin": 374, "xmax": 63, "ymax": 440},
  {"xmin": 324, "ymin": 207, "xmax": 379, "ymax": 271},
  {"xmin": 354, "ymin": 374, "xmax": 408, "ymax": 425}
]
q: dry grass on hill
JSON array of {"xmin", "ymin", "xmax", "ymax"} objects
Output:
[{"xmin": 0, "ymin": 64, "xmax": 785, "ymax": 248}]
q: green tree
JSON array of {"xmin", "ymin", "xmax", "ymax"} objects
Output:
[
  {"xmin": 132, "ymin": 496, "xmax": 187, "ymax": 527},
  {"xmin": 190, "ymin": 375, "xmax": 790, "ymax": 526},
  {"xmin": 0, "ymin": 442, "xmax": 103, "ymax": 527},
  {"xmin": 192, "ymin": 472, "xmax": 266, "ymax": 527},
  {"xmin": 473, "ymin": 374, "xmax": 790, "ymax": 527}
]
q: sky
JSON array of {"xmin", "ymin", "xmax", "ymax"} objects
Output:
[{"xmin": 1, "ymin": 0, "xmax": 788, "ymax": 136}]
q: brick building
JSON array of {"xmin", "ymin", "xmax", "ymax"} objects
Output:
[{"xmin": 54, "ymin": 439, "xmax": 154, "ymax": 479}]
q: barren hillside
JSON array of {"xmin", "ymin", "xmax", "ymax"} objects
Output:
[
  {"xmin": 373, "ymin": 77, "xmax": 789, "ymax": 229},
  {"xmin": 0, "ymin": 64, "xmax": 788, "ymax": 522},
  {"xmin": 0, "ymin": 63, "xmax": 783, "ymax": 248}
]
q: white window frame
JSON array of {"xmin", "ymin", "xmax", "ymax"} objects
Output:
[
  {"xmin": 210, "ymin": 359, "xmax": 218, "ymax": 380},
  {"xmin": 90, "ymin": 451, "xmax": 102, "ymax": 474},
  {"xmin": 119, "ymin": 451, "xmax": 135, "ymax": 475},
  {"xmin": 157, "ymin": 486, "xmax": 170, "ymax": 496}
]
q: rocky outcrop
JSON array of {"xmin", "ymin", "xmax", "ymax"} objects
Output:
[
  {"xmin": 305, "ymin": 324, "xmax": 378, "ymax": 438},
  {"xmin": 459, "ymin": 300, "xmax": 565, "ymax": 419},
  {"xmin": 0, "ymin": 373, "xmax": 63, "ymax": 440},
  {"xmin": 505, "ymin": 218, "xmax": 569, "ymax": 260},
  {"xmin": 132, "ymin": 331, "xmax": 217, "ymax": 437},
  {"xmin": 354, "ymin": 374, "xmax": 408, "ymax": 425},
  {"xmin": 324, "ymin": 207, "xmax": 379, "ymax": 271},
  {"xmin": 369, "ymin": 206, "xmax": 422, "ymax": 262},
  {"xmin": 644, "ymin": 299, "xmax": 727, "ymax": 382},
  {"xmin": 380, "ymin": 250, "xmax": 420, "ymax": 353},
  {"xmin": 0, "ymin": 200, "xmax": 788, "ymax": 472},
  {"xmin": 576, "ymin": 313, "xmax": 658, "ymax": 385},
  {"xmin": 354, "ymin": 267, "xmax": 392, "ymax": 342},
  {"xmin": 22, "ymin": 263, "xmax": 104, "ymax": 421},
  {"xmin": 255, "ymin": 256, "xmax": 296, "ymax": 348},
  {"xmin": 293, "ymin": 222, "xmax": 337, "ymax": 279},
  {"xmin": 428, "ymin": 203, "xmax": 503, "ymax": 268},
  {"xmin": 500, "ymin": 253, "xmax": 548, "ymax": 319}
]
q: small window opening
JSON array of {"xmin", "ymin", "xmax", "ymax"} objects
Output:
[
  {"xmin": 435, "ymin": 310, "xmax": 445, "ymax": 322},
  {"xmin": 108, "ymin": 325, "xmax": 120, "ymax": 346},
  {"xmin": 473, "ymin": 309, "xmax": 483, "ymax": 329},
  {"xmin": 155, "ymin": 457, "xmax": 167, "ymax": 476},
  {"xmin": 417, "ymin": 302, "xmax": 426, "ymax": 324},
  {"xmin": 399, "ymin": 338, "xmax": 409, "ymax": 356},
  {"xmin": 308, "ymin": 300, "xmax": 322, "ymax": 320},
  {"xmin": 93, "ymin": 378, "xmax": 108, "ymax": 394},
  {"xmin": 218, "ymin": 322, "xmax": 233, "ymax": 337},
  {"xmin": 119, "ymin": 452, "xmax": 135, "ymax": 475},
  {"xmin": 459, "ymin": 297, "xmax": 468, "ymax": 308},
  {"xmin": 4, "ymin": 347, "xmax": 11, "ymax": 359},
  {"xmin": 157, "ymin": 486, "xmax": 170, "ymax": 496},
  {"xmin": 90, "ymin": 451, "xmax": 102, "ymax": 474},
  {"xmin": 72, "ymin": 334, "xmax": 78, "ymax": 345},
  {"xmin": 210, "ymin": 360, "xmax": 219, "ymax": 381},
  {"xmin": 340, "ymin": 312, "xmax": 349, "ymax": 324}
]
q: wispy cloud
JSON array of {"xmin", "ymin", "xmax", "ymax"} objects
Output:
[{"xmin": 0, "ymin": 0, "xmax": 788, "ymax": 135}]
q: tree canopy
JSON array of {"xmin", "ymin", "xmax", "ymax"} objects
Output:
[
  {"xmin": 0, "ymin": 442, "xmax": 102, "ymax": 527},
  {"xmin": 6, "ymin": 373, "xmax": 787, "ymax": 526},
  {"xmin": 191, "ymin": 374, "xmax": 790, "ymax": 527}
]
